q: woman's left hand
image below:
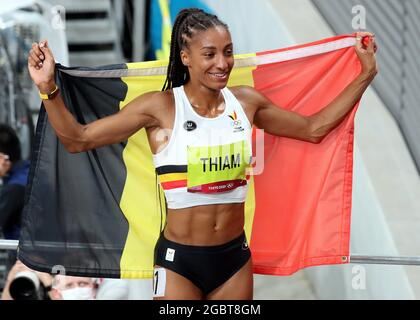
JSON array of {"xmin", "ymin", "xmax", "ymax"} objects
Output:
[{"xmin": 354, "ymin": 31, "xmax": 378, "ymax": 78}]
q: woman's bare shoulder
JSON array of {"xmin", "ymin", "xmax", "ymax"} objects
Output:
[
  {"xmin": 133, "ymin": 89, "xmax": 174, "ymax": 106},
  {"xmin": 228, "ymin": 85, "xmax": 262, "ymax": 100},
  {"xmin": 228, "ymin": 85, "xmax": 255, "ymax": 94},
  {"xmin": 228, "ymin": 85, "xmax": 262, "ymax": 107},
  {"xmin": 128, "ymin": 89, "xmax": 175, "ymax": 115}
]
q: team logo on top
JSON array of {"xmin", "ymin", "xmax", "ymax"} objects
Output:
[
  {"xmin": 183, "ymin": 120, "xmax": 197, "ymax": 131},
  {"xmin": 228, "ymin": 111, "xmax": 244, "ymax": 132}
]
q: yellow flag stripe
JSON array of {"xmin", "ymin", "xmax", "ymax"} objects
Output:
[{"xmin": 118, "ymin": 68, "xmax": 167, "ymax": 279}]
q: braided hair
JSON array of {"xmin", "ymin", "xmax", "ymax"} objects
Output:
[{"xmin": 161, "ymin": 8, "xmax": 229, "ymax": 91}]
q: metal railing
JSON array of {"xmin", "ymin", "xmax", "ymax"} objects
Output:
[
  {"xmin": 2, "ymin": 239, "xmax": 420, "ymax": 266},
  {"xmin": 0, "ymin": 240, "xmax": 19, "ymax": 251}
]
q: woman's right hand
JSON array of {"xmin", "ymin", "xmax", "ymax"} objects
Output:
[{"xmin": 27, "ymin": 40, "xmax": 57, "ymax": 93}]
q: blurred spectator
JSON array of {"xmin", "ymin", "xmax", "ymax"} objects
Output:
[
  {"xmin": 51, "ymin": 275, "xmax": 98, "ymax": 300},
  {"xmin": 53, "ymin": 276, "xmax": 153, "ymax": 300},
  {"xmin": 53, "ymin": 277, "xmax": 154, "ymax": 300},
  {"xmin": 1, "ymin": 260, "xmax": 153, "ymax": 300},
  {"xmin": 0, "ymin": 124, "xmax": 30, "ymax": 241},
  {"xmin": 1, "ymin": 260, "xmax": 53, "ymax": 300}
]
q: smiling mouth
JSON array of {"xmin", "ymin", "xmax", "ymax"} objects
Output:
[{"xmin": 208, "ymin": 72, "xmax": 228, "ymax": 80}]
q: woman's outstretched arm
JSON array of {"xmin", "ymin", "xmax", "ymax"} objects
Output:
[
  {"xmin": 28, "ymin": 40, "xmax": 161, "ymax": 153},
  {"xmin": 245, "ymin": 31, "xmax": 377, "ymax": 143}
]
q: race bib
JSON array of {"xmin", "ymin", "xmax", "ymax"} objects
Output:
[{"xmin": 187, "ymin": 140, "xmax": 251, "ymax": 193}]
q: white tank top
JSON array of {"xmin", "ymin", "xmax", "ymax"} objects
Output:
[{"xmin": 152, "ymin": 85, "xmax": 252, "ymax": 209}]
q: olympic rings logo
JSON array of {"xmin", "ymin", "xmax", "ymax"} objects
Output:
[{"xmin": 231, "ymin": 120, "xmax": 242, "ymax": 127}]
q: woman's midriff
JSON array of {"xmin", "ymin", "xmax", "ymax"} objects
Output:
[{"xmin": 163, "ymin": 202, "xmax": 245, "ymax": 246}]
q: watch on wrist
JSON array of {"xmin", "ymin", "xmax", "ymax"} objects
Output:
[{"xmin": 39, "ymin": 85, "xmax": 60, "ymax": 100}]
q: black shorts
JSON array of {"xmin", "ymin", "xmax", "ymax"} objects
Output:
[{"xmin": 154, "ymin": 231, "xmax": 251, "ymax": 295}]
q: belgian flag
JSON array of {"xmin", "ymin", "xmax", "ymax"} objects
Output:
[{"xmin": 18, "ymin": 35, "xmax": 362, "ymax": 278}]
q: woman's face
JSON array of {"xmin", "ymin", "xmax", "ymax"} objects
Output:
[{"xmin": 181, "ymin": 26, "xmax": 234, "ymax": 90}]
